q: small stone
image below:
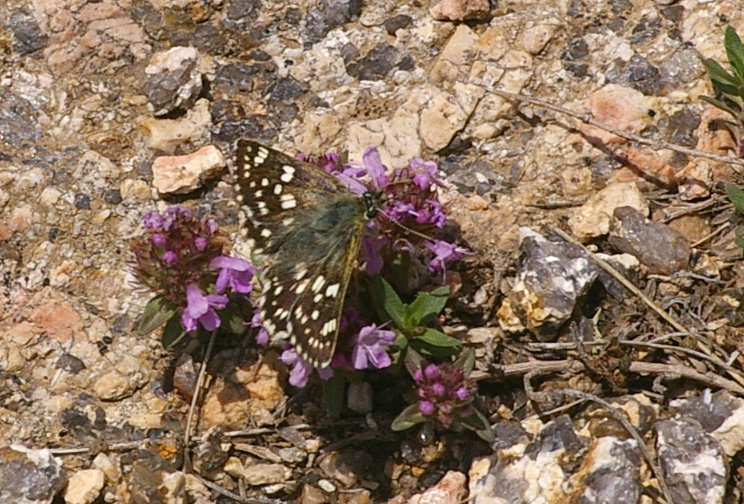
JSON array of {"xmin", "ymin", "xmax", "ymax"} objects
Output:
[
  {"xmin": 409, "ymin": 471, "xmax": 466, "ymax": 504},
  {"xmin": 56, "ymin": 353, "xmax": 85, "ymax": 374},
  {"xmin": 317, "ymin": 479, "xmax": 336, "ymax": 492},
  {"xmin": 346, "ymin": 43, "xmax": 400, "ymax": 81},
  {"xmin": 143, "ymin": 46, "xmax": 202, "ymax": 116},
  {"xmin": 430, "ymin": 0, "xmax": 490, "ymax": 21},
  {"xmin": 319, "ymin": 451, "xmax": 358, "ymax": 488},
  {"xmin": 606, "ymin": 54, "xmax": 661, "ymax": 95},
  {"xmin": 242, "ymin": 463, "xmax": 292, "ymax": 486},
  {"xmin": 347, "ymin": 381, "xmax": 373, "ymax": 414},
  {"xmin": 582, "ymin": 84, "xmax": 652, "ymax": 144},
  {"xmin": 142, "ymin": 98, "xmax": 211, "ymax": 152},
  {"xmin": 92, "ymin": 354, "xmax": 148, "ymax": 400},
  {"xmin": 568, "ymin": 182, "xmax": 649, "ymax": 241},
  {"xmin": 278, "ymin": 447, "xmax": 307, "ymax": 464},
  {"xmin": 214, "ymin": 63, "xmax": 255, "ymax": 95},
  {"xmin": 659, "ymin": 48, "xmax": 704, "ymax": 91},
  {"xmin": 151, "ymin": 145, "xmax": 226, "ymax": 195},
  {"xmin": 420, "ymin": 84, "xmax": 485, "ymax": 151},
  {"xmin": 0, "ymin": 446, "xmax": 66, "ymax": 504},
  {"xmin": 103, "ymin": 189, "xmax": 122, "ymax": 205},
  {"xmin": 74, "ymin": 193, "xmax": 91, "ymax": 210},
  {"xmin": 500, "ymin": 228, "xmax": 599, "ymax": 340},
  {"xmin": 299, "ymin": 484, "xmax": 328, "ymax": 504},
  {"xmin": 9, "ymin": 11, "xmax": 48, "ymax": 55},
  {"xmin": 63, "ymin": 469, "xmax": 105, "ymax": 504},
  {"xmin": 655, "ymin": 417, "xmax": 726, "ymax": 504},
  {"xmin": 466, "ymin": 327, "xmax": 498, "ymax": 344},
  {"xmin": 520, "ymin": 24, "xmax": 555, "ymax": 55},
  {"xmin": 92, "ymin": 453, "xmax": 120, "ymax": 484},
  {"xmin": 609, "ymin": 206, "xmax": 691, "ymax": 275},
  {"xmin": 384, "ymin": 14, "xmax": 412, "ymax": 36},
  {"xmin": 664, "ymin": 107, "xmax": 701, "ymax": 148}
]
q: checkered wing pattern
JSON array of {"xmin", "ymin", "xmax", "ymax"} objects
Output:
[{"xmin": 234, "ymin": 140, "xmax": 368, "ymax": 367}]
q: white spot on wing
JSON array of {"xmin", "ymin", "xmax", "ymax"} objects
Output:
[
  {"xmin": 311, "ymin": 276, "xmax": 326, "ymax": 293},
  {"xmin": 325, "ymin": 283, "xmax": 340, "ymax": 298}
]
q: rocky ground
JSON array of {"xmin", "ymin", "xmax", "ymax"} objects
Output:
[{"xmin": 3, "ymin": 0, "xmax": 744, "ymax": 503}]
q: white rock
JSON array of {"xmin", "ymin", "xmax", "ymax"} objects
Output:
[{"xmin": 63, "ymin": 469, "xmax": 104, "ymax": 504}]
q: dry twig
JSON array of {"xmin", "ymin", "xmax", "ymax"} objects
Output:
[{"xmin": 488, "ymin": 88, "xmax": 744, "ymax": 169}]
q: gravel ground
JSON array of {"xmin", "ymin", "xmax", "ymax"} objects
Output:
[{"xmin": 3, "ymin": 0, "xmax": 744, "ymax": 503}]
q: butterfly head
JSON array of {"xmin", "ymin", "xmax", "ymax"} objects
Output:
[{"xmin": 362, "ymin": 191, "xmax": 385, "ymax": 219}]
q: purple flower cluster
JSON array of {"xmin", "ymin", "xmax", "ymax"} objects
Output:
[
  {"xmin": 132, "ymin": 206, "xmax": 256, "ymax": 334},
  {"xmin": 304, "ymin": 146, "xmax": 468, "ymax": 276},
  {"xmin": 132, "ymin": 206, "xmax": 224, "ymax": 302},
  {"xmin": 279, "ymin": 314, "xmax": 396, "ymax": 388},
  {"xmin": 415, "ymin": 362, "xmax": 476, "ymax": 429}
]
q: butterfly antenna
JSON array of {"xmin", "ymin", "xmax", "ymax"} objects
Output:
[{"xmin": 377, "ymin": 207, "xmax": 435, "ymax": 242}]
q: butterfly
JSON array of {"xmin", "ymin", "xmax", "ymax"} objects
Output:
[{"xmin": 233, "ymin": 140, "xmax": 383, "ymax": 367}]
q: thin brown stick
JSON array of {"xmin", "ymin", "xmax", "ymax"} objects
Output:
[
  {"xmin": 489, "ymin": 88, "xmax": 744, "ymax": 169},
  {"xmin": 475, "ymin": 358, "xmax": 744, "ymax": 396},
  {"xmin": 183, "ymin": 329, "xmax": 218, "ymax": 472},
  {"xmin": 193, "ymin": 473, "xmax": 278, "ymax": 504},
  {"xmin": 691, "ymin": 221, "xmax": 732, "ymax": 248},
  {"xmin": 628, "ymin": 361, "xmax": 744, "ymax": 396},
  {"xmin": 550, "ymin": 226, "xmax": 744, "ymax": 390}
]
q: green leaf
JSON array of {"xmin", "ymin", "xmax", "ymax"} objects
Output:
[
  {"xmin": 726, "ymin": 185, "xmax": 744, "ymax": 215},
  {"xmin": 454, "ymin": 348, "xmax": 475, "ymax": 376},
  {"xmin": 460, "ymin": 408, "xmax": 494, "ymax": 443},
  {"xmin": 371, "ymin": 276, "xmax": 407, "ymax": 329},
  {"xmin": 735, "ymin": 235, "xmax": 744, "ymax": 250},
  {"xmin": 161, "ymin": 313, "xmax": 188, "ymax": 348},
  {"xmin": 391, "ymin": 403, "xmax": 427, "ymax": 431},
  {"xmin": 405, "ymin": 286, "xmax": 450, "ymax": 327},
  {"xmin": 725, "ymin": 26, "xmax": 744, "ymax": 82},
  {"xmin": 403, "ymin": 346, "xmax": 425, "ymax": 379},
  {"xmin": 417, "ymin": 328, "xmax": 461, "ymax": 348},
  {"xmin": 703, "ymin": 58, "xmax": 741, "ymax": 89},
  {"xmin": 138, "ymin": 295, "xmax": 179, "ymax": 335},
  {"xmin": 700, "ymin": 95, "xmax": 742, "ymax": 121},
  {"xmin": 735, "ymin": 225, "xmax": 744, "ymax": 250}
]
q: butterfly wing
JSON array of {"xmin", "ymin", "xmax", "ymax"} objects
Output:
[{"xmin": 233, "ymin": 140, "xmax": 366, "ymax": 367}]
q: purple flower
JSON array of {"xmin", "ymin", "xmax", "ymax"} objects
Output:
[
  {"xmin": 211, "ymin": 256, "xmax": 255, "ymax": 294},
  {"xmin": 181, "ymin": 284, "xmax": 228, "ymax": 332},
  {"xmin": 250, "ymin": 311, "xmax": 269, "ymax": 346},
  {"xmin": 424, "ymin": 364, "xmax": 440, "ymax": 380},
  {"xmin": 142, "ymin": 211, "xmax": 165, "ymax": 231},
  {"xmin": 426, "ymin": 240, "xmax": 470, "ymax": 273},
  {"xmin": 413, "ymin": 361, "xmax": 477, "ymax": 429},
  {"xmin": 281, "ymin": 347, "xmax": 313, "ymax": 388},
  {"xmin": 455, "ymin": 386, "xmax": 470, "ymax": 401},
  {"xmin": 163, "ymin": 251, "xmax": 179, "ymax": 264},
  {"xmin": 420, "ymin": 401, "xmax": 436, "ymax": 415},
  {"xmin": 151, "ymin": 233, "xmax": 167, "ymax": 247},
  {"xmin": 351, "ymin": 324, "xmax": 396, "ymax": 370},
  {"xmin": 362, "ymin": 147, "xmax": 390, "ymax": 189},
  {"xmin": 361, "ymin": 235, "xmax": 386, "ymax": 276},
  {"xmin": 334, "ymin": 170, "xmax": 368, "ymax": 195},
  {"xmin": 194, "ymin": 237, "xmax": 208, "ymax": 251},
  {"xmin": 414, "ymin": 368, "xmax": 424, "ymax": 383},
  {"xmin": 410, "ymin": 157, "xmax": 445, "ymax": 189}
]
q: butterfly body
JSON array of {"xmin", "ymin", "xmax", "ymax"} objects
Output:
[{"xmin": 234, "ymin": 140, "xmax": 380, "ymax": 367}]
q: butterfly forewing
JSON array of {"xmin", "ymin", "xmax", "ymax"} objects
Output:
[{"xmin": 234, "ymin": 140, "xmax": 369, "ymax": 367}]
